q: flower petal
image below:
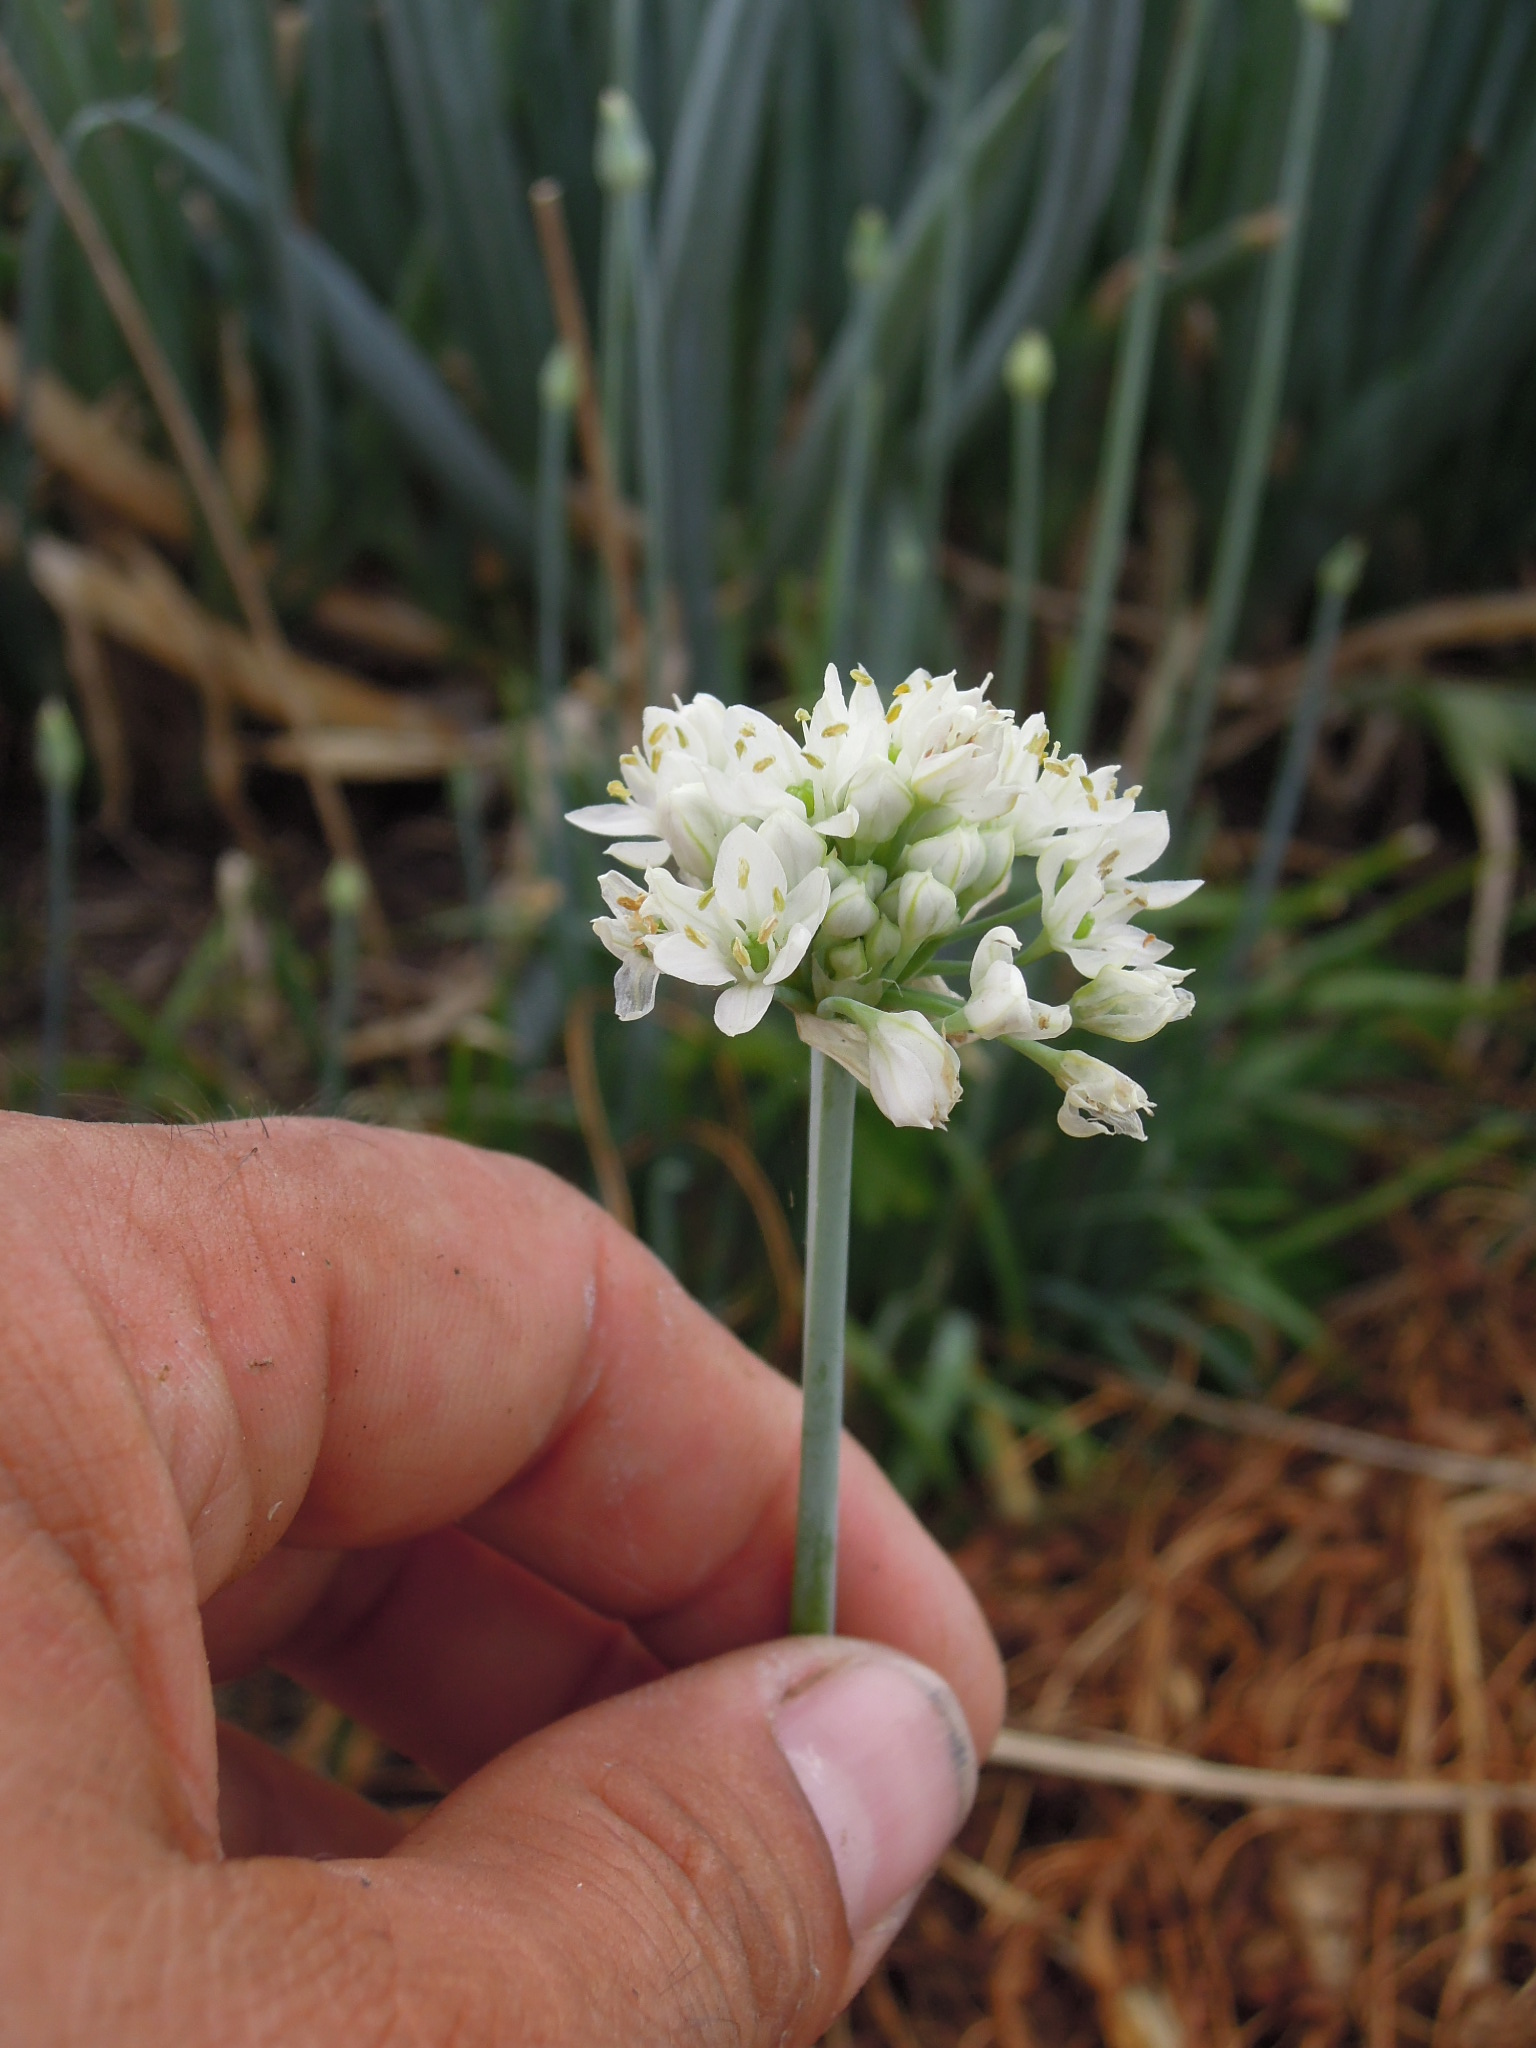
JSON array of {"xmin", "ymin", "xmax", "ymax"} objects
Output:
[
  {"xmin": 714, "ymin": 979, "xmax": 775, "ymax": 1036},
  {"xmin": 650, "ymin": 931, "xmax": 735, "ymax": 987}
]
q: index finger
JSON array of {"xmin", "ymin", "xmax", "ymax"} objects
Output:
[{"xmin": 8, "ymin": 1116, "xmax": 1002, "ymax": 1750}]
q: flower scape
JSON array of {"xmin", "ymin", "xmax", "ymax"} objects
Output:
[{"xmin": 570, "ymin": 664, "xmax": 1200, "ymax": 1135}]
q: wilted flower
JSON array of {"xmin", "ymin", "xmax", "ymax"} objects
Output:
[
  {"xmin": 1052, "ymin": 1050, "xmax": 1156, "ymax": 1140},
  {"xmin": 593, "ymin": 869, "xmax": 660, "ymax": 1021}
]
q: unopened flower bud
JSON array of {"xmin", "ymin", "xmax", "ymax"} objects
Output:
[
  {"xmin": 1004, "ymin": 328, "xmax": 1055, "ymax": 403},
  {"xmin": 1069, "ymin": 962, "xmax": 1194, "ymax": 1043},
  {"xmin": 539, "ymin": 342, "xmax": 580, "ymax": 415},
  {"xmin": 1318, "ymin": 534, "xmax": 1366, "ymax": 599},
  {"xmin": 797, "ymin": 1004, "xmax": 961, "ymax": 1130},
  {"xmin": 34, "ymin": 697, "xmax": 83, "ymax": 794},
  {"xmin": 847, "ymin": 206, "xmax": 889, "ymax": 291},
  {"xmin": 898, "ymin": 824, "xmax": 986, "ymax": 895},
  {"xmin": 323, "ymin": 858, "xmax": 369, "ymax": 919},
  {"xmin": 884, "ymin": 869, "xmax": 958, "ymax": 952},
  {"xmin": 1298, "ymin": 0, "xmax": 1349, "ymax": 23},
  {"xmin": 595, "ymin": 87, "xmax": 654, "ymax": 192},
  {"xmin": 825, "ymin": 939, "xmax": 869, "ymax": 981}
]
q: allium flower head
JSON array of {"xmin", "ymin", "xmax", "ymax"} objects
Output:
[{"xmin": 569, "ymin": 663, "xmax": 1199, "ymax": 1133}]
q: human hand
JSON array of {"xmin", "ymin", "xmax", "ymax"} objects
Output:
[{"xmin": 0, "ymin": 1113, "xmax": 1002, "ymax": 2043}]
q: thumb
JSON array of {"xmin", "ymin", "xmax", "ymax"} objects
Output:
[{"xmin": 320, "ymin": 1639, "xmax": 978, "ymax": 2044}]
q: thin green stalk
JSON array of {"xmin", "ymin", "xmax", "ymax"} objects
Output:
[
  {"xmin": 449, "ymin": 762, "xmax": 489, "ymax": 933},
  {"xmin": 597, "ymin": 91, "xmax": 668, "ymax": 692},
  {"xmin": 320, "ymin": 857, "xmax": 366, "ymax": 1115},
  {"xmin": 628, "ymin": 182, "xmax": 670, "ymax": 690},
  {"xmin": 1224, "ymin": 535, "xmax": 1365, "ymax": 980},
  {"xmin": 1162, "ymin": 0, "xmax": 1348, "ymax": 839},
  {"xmin": 916, "ymin": 0, "xmax": 984, "ymax": 602},
  {"xmin": 997, "ymin": 330, "xmax": 1053, "ymax": 715},
  {"xmin": 1055, "ymin": 0, "xmax": 1218, "ymax": 755},
  {"xmin": 538, "ymin": 342, "xmax": 577, "ymax": 887},
  {"xmin": 35, "ymin": 696, "xmax": 82, "ymax": 1117},
  {"xmin": 823, "ymin": 209, "xmax": 888, "ymax": 672},
  {"xmin": 791, "ymin": 1049, "xmax": 858, "ymax": 1636}
]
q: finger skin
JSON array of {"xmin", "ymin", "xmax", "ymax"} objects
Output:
[
  {"xmin": 215, "ymin": 1723, "xmax": 405, "ymax": 1860},
  {"xmin": 0, "ymin": 1112, "xmax": 1002, "ymax": 1831},
  {"xmin": 0, "ymin": 1110, "xmax": 1004, "ymax": 2043}
]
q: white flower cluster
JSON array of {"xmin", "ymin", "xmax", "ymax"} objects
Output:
[{"xmin": 570, "ymin": 665, "xmax": 1199, "ymax": 1136}]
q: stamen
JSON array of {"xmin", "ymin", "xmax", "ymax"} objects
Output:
[
  {"xmin": 697, "ymin": 887, "xmax": 715, "ymax": 909},
  {"xmin": 731, "ymin": 937, "xmax": 752, "ymax": 970},
  {"xmin": 607, "ymin": 780, "xmax": 631, "ymax": 801},
  {"xmin": 772, "ymin": 887, "xmax": 785, "ymax": 912},
  {"xmin": 757, "ymin": 915, "xmax": 780, "ymax": 943},
  {"xmin": 823, "ymin": 722, "xmax": 849, "ymax": 737},
  {"xmin": 753, "ymin": 756, "xmax": 774, "ymax": 773},
  {"xmin": 804, "ymin": 752, "xmax": 825, "ymax": 768},
  {"xmin": 737, "ymin": 858, "xmax": 751, "ymax": 889},
  {"xmin": 685, "ymin": 926, "xmax": 709, "ymax": 947}
]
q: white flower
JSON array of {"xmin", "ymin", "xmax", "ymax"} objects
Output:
[
  {"xmin": 796, "ymin": 1004, "xmax": 963, "ymax": 1129},
  {"xmin": 644, "ymin": 819, "xmax": 830, "ymax": 1035},
  {"xmin": 952, "ymin": 927, "xmax": 1071, "ymax": 1043},
  {"xmin": 998, "ymin": 721, "xmax": 1138, "ymax": 858},
  {"xmin": 797, "ymin": 666, "xmax": 904, "ymax": 843},
  {"xmin": 568, "ymin": 693, "xmax": 808, "ymax": 882},
  {"xmin": 1070, "ymin": 961, "xmax": 1194, "ymax": 1042},
  {"xmin": 1038, "ymin": 809, "xmax": 1201, "ymax": 975},
  {"xmin": 593, "ymin": 870, "xmax": 660, "ymax": 1021},
  {"xmin": 1053, "ymin": 1051, "xmax": 1155, "ymax": 1141},
  {"xmin": 886, "ymin": 670, "xmax": 1018, "ymax": 821}
]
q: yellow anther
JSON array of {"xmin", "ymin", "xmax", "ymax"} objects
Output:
[
  {"xmin": 753, "ymin": 755, "xmax": 774, "ymax": 773},
  {"xmin": 823, "ymin": 721, "xmax": 849, "ymax": 737},
  {"xmin": 731, "ymin": 937, "xmax": 752, "ymax": 970},
  {"xmin": 685, "ymin": 926, "xmax": 709, "ymax": 947},
  {"xmin": 851, "ymin": 667, "xmax": 875, "ymax": 687},
  {"xmin": 738, "ymin": 857, "xmax": 751, "ymax": 889},
  {"xmin": 697, "ymin": 887, "xmax": 715, "ymax": 909},
  {"xmin": 886, "ymin": 704, "xmax": 901, "ymax": 724},
  {"xmin": 607, "ymin": 780, "xmax": 632, "ymax": 800},
  {"xmin": 772, "ymin": 887, "xmax": 785, "ymax": 912},
  {"xmin": 757, "ymin": 915, "xmax": 780, "ymax": 944},
  {"xmin": 617, "ymin": 893, "xmax": 644, "ymax": 912},
  {"xmin": 804, "ymin": 752, "xmax": 825, "ymax": 769},
  {"xmin": 650, "ymin": 748, "xmax": 661, "ymax": 772},
  {"xmin": 735, "ymin": 737, "xmax": 747, "ymax": 757},
  {"xmin": 1044, "ymin": 758, "xmax": 1069, "ymax": 776},
  {"xmin": 795, "ymin": 707, "xmax": 812, "ymax": 725},
  {"xmin": 893, "ymin": 681, "xmax": 910, "ymax": 696}
]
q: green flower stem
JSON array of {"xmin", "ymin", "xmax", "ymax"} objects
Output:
[
  {"xmin": 1223, "ymin": 536, "xmax": 1365, "ymax": 979},
  {"xmin": 791, "ymin": 1048, "xmax": 858, "ymax": 1636},
  {"xmin": 916, "ymin": 0, "xmax": 984, "ymax": 604},
  {"xmin": 626, "ymin": 181, "xmax": 670, "ymax": 692},
  {"xmin": 1054, "ymin": 0, "xmax": 1218, "ymax": 755},
  {"xmin": 449, "ymin": 762, "xmax": 489, "ymax": 935},
  {"xmin": 538, "ymin": 344, "xmax": 577, "ymax": 889},
  {"xmin": 997, "ymin": 397, "xmax": 1043, "ymax": 715},
  {"xmin": 320, "ymin": 858, "xmax": 366, "ymax": 1115},
  {"xmin": 1162, "ymin": 1, "xmax": 1344, "ymax": 839},
  {"xmin": 823, "ymin": 212, "xmax": 888, "ymax": 672},
  {"xmin": 35, "ymin": 697, "xmax": 82, "ymax": 1117}
]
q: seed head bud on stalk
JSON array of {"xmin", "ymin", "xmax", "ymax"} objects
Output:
[{"xmin": 569, "ymin": 662, "xmax": 1199, "ymax": 1631}]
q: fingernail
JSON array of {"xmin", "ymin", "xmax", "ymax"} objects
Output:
[{"xmin": 773, "ymin": 1650, "xmax": 977, "ymax": 1943}]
